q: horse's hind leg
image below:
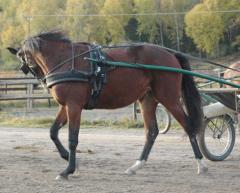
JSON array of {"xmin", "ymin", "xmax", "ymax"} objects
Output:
[
  {"xmin": 157, "ymin": 96, "xmax": 207, "ymax": 174},
  {"xmin": 125, "ymin": 92, "xmax": 158, "ymax": 175},
  {"xmin": 50, "ymin": 106, "xmax": 69, "ymax": 161}
]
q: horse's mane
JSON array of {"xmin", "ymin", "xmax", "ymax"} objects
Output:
[
  {"xmin": 36, "ymin": 30, "xmax": 71, "ymax": 43},
  {"xmin": 22, "ymin": 30, "xmax": 71, "ymax": 52}
]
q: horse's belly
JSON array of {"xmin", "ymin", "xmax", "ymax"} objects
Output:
[{"xmin": 95, "ymin": 69, "xmax": 150, "ymax": 109}]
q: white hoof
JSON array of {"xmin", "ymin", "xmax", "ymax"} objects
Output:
[
  {"xmin": 197, "ymin": 159, "xmax": 208, "ymax": 174},
  {"xmin": 125, "ymin": 168, "xmax": 136, "ymax": 175},
  {"xmin": 55, "ymin": 175, "xmax": 68, "ymax": 181},
  {"xmin": 125, "ymin": 160, "xmax": 146, "ymax": 175},
  {"xmin": 76, "ymin": 159, "xmax": 80, "ymax": 171}
]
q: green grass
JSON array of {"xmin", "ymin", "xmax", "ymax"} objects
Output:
[
  {"xmin": 0, "ymin": 114, "xmax": 144, "ymax": 129},
  {"xmin": 0, "ymin": 100, "xmax": 58, "ymax": 109},
  {"xmin": 0, "ymin": 114, "xmax": 181, "ymax": 130}
]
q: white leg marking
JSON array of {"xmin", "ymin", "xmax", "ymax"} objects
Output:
[
  {"xmin": 125, "ymin": 160, "xmax": 146, "ymax": 175},
  {"xmin": 74, "ymin": 159, "xmax": 80, "ymax": 174},
  {"xmin": 55, "ymin": 175, "xmax": 68, "ymax": 181},
  {"xmin": 197, "ymin": 159, "xmax": 208, "ymax": 174}
]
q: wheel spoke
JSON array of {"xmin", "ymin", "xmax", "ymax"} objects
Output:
[{"xmin": 199, "ymin": 115, "xmax": 235, "ymax": 161}]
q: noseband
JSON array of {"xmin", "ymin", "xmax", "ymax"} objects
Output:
[{"xmin": 18, "ymin": 50, "xmax": 42, "ymax": 80}]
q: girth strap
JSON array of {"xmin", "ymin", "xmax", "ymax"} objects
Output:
[
  {"xmin": 84, "ymin": 45, "xmax": 107, "ymax": 109},
  {"xmin": 85, "ymin": 71, "xmax": 105, "ymax": 109}
]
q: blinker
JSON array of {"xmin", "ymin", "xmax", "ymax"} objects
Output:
[{"xmin": 19, "ymin": 62, "xmax": 30, "ymax": 74}]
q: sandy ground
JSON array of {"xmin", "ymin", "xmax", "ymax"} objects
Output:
[{"xmin": 0, "ymin": 126, "xmax": 239, "ymax": 193}]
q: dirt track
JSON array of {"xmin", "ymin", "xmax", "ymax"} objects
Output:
[{"xmin": 0, "ymin": 126, "xmax": 239, "ymax": 193}]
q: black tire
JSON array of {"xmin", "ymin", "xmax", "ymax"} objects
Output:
[
  {"xmin": 156, "ymin": 104, "xmax": 171, "ymax": 134},
  {"xmin": 198, "ymin": 115, "xmax": 235, "ymax": 161}
]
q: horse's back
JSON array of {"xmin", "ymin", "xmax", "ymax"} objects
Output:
[{"xmin": 95, "ymin": 44, "xmax": 182, "ymax": 109}]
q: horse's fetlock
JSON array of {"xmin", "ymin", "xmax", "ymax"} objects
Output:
[{"xmin": 61, "ymin": 153, "xmax": 69, "ymax": 160}]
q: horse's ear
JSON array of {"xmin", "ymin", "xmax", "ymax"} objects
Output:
[{"xmin": 6, "ymin": 47, "xmax": 19, "ymax": 55}]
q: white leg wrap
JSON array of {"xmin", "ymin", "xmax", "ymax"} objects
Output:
[
  {"xmin": 197, "ymin": 159, "xmax": 208, "ymax": 174},
  {"xmin": 125, "ymin": 160, "xmax": 146, "ymax": 175}
]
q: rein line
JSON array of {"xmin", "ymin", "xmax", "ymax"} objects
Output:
[
  {"xmin": 86, "ymin": 57, "xmax": 240, "ymax": 89},
  {"xmin": 159, "ymin": 46, "xmax": 240, "ymax": 73},
  {"xmin": 45, "ymin": 43, "xmax": 143, "ymax": 76},
  {"xmin": 46, "ymin": 44, "xmax": 100, "ymax": 75}
]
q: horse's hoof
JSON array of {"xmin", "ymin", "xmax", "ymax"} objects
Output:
[
  {"xmin": 75, "ymin": 159, "xmax": 80, "ymax": 171},
  {"xmin": 125, "ymin": 168, "xmax": 136, "ymax": 176},
  {"xmin": 198, "ymin": 166, "xmax": 208, "ymax": 175},
  {"xmin": 55, "ymin": 175, "xmax": 68, "ymax": 181},
  {"xmin": 125, "ymin": 160, "xmax": 146, "ymax": 175},
  {"xmin": 197, "ymin": 159, "xmax": 208, "ymax": 175}
]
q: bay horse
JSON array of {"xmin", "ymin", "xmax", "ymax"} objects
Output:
[
  {"xmin": 223, "ymin": 62, "xmax": 240, "ymax": 87},
  {"xmin": 7, "ymin": 30, "xmax": 207, "ymax": 180}
]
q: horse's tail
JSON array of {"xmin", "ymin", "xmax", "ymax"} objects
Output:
[{"xmin": 175, "ymin": 53, "xmax": 203, "ymax": 135}]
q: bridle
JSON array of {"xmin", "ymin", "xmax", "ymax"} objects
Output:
[
  {"xmin": 17, "ymin": 43, "xmax": 103, "ymax": 84},
  {"xmin": 17, "ymin": 49, "xmax": 43, "ymax": 80}
]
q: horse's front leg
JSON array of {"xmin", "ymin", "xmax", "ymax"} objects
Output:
[
  {"xmin": 50, "ymin": 106, "xmax": 69, "ymax": 161},
  {"xmin": 56, "ymin": 105, "xmax": 81, "ymax": 180}
]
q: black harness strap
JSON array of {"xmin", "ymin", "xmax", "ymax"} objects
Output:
[
  {"xmin": 42, "ymin": 43, "xmax": 110, "ymax": 110},
  {"xmin": 44, "ymin": 70, "xmax": 90, "ymax": 88},
  {"xmin": 84, "ymin": 46, "xmax": 107, "ymax": 110}
]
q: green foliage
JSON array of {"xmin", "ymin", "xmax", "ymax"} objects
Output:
[
  {"xmin": 63, "ymin": 0, "xmax": 105, "ymax": 42},
  {"xmin": 185, "ymin": 0, "xmax": 240, "ymax": 54},
  {"xmin": 0, "ymin": 0, "xmax": 239, "ymax": 70},
  {"xmin": 185, "ymin": 3, "xmax": 224, "ymax": 54},
  {"xmin": 100, "ymin": 0, "xmax": 134, "ymax": 44},
  {"xmin": 134, "ymin": 0, "xmax": 199, "ymax": 47}
]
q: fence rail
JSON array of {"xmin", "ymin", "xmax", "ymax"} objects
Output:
[{"xmin": 0, "ymin": 77, "xmax": 52, "ymax": 110}]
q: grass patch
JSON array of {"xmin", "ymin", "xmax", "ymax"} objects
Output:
[
  {"xmin": 0, "ymin": 114, "xmax": 144, "ymax": 129},
  {"xmin": 81, "ymin": 118, "xmax": 144, "ymax": 128},
  {"xmin": 0, "ymin": 116, "xmax": 55, "ymax": 128},
  {"xmin": 0, "ymin": 100, "xmax": 58, "ymax": 109}
]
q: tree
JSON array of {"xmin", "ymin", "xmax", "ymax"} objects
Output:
[
  {"xmin": 16, "ymin": 0, "xmax": 66, "ymax": 35},
  {"xmin": 100, "ymin": 0, "xmax": 134, "ymax": 44},
  {"xmin": 63, "ymin": 0, "xmax": 105, "ymax": 43},
  {"xmin": 134, "ymin": 0, "xmax": 198, "ymax": 49},
  {"xmin": 185, "ymin": 0, "xmax": 240, "ymax": 55},
  {"xmin": 0, "ymin": 0, "xmax": 25, "ymax": 68},
  {"xmin": 0, "ymin": 0, "xmax": 66, "ymax": 69}
]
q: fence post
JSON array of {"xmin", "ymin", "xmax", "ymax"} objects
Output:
[
  {"xmin": 4, "ymin": 83, "xmax": 7, "ymax": 94},
  {"xmin": 133, "ymin": 102, "xmax": 137, "ymax": 121},
  {"xmin": 27, "ymin": 83, "xmax": 33, "ymax": 110}
]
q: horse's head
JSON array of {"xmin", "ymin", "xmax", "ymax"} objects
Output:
[
  {"xmin": 7, "ymin": 30, "xmax": 72, "ymax": 80},
  {"xmin": 7, "ymin": 40, "xmax": 44, "ymax": 80}
]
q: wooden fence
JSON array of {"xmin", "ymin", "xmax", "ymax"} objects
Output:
[{"xmin": 0, "ymin": 77, "xmax": 52, "ymax": 110}]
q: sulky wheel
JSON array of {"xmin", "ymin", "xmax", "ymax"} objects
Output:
[
  {"xmin": 156, "ymin": 104, "xmax": 171, "ymax": 134},
  {"xmin": 198, "ymin": 115, "xmax": 235, "ymax": 161}
]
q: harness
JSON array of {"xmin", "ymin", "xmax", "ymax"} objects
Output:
[
  {"xmin": 19, "ymin": 43, "xmax": 144, "ymax": 109},
  {"xmin": 20, "ymin": 44, "xmax": 110, "ymax": 109}
]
